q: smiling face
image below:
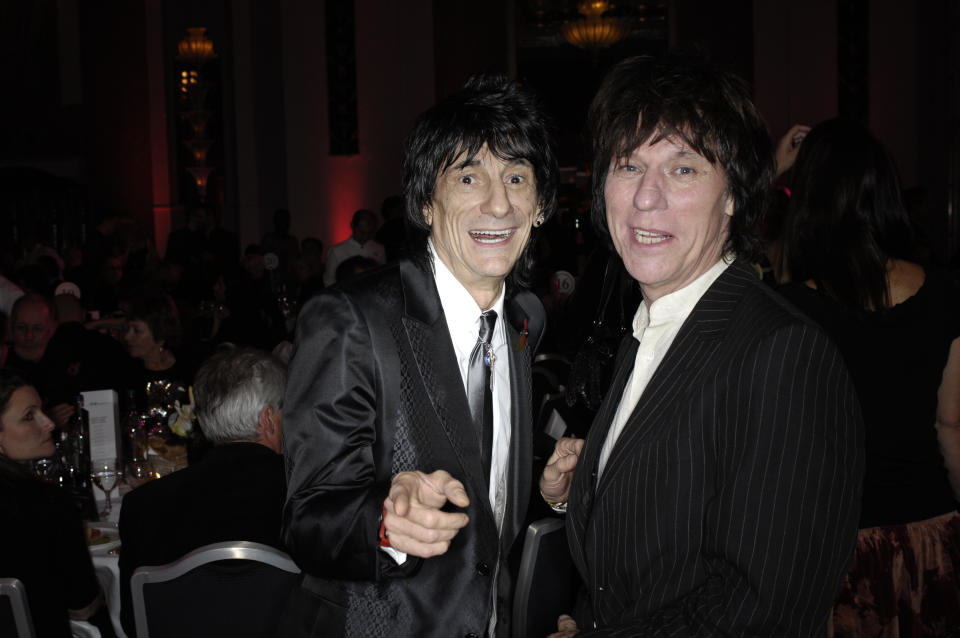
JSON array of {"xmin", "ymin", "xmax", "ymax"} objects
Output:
[
  {"xmin": 426, "ymin": 145, "xmax": 540, "ymax": 308},
  {"xmin": 604, "ymin": 135, "xmax": 733, "ymax": 304},
  {"xmin": 0, "ymin": 386, "xmax": 55, "ymax": 460}
]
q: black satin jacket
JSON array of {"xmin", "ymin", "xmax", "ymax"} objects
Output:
[{"xmin": 280, "ymin": 259, "xmax": 544, "ymax": 638}]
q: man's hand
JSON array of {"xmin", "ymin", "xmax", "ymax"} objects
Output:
[
  {"xmin": 547, "ymin": 614, "xmax": 578, "ymax": 637},
  {"xmin": 383, "ymin": 469, "xmax": 470, "ymax": 558},
  {"xmin": 540, "ymin": 437, "xmax": 585, "ymax": 503}
]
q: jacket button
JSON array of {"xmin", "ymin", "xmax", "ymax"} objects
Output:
[{"xmin": 476, "ymin": 561, "xmax": 490, "ymax": 576}]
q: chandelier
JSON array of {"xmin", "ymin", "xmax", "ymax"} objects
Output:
[
  {"xmin": 562, "ymin": 1, "xmax": 631, "ymax": 49},
  {"xmin": 176, "ymin": 27, "xmax": 217, "ymax": 68}
]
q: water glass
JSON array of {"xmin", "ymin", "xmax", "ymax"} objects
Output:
[{"xmin": 90, "ymin": 458, "xmax": 123, "ymax": 519}]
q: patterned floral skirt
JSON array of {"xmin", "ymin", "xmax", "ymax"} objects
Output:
[{"xmin": 828, "ymin": 510, "xmax": 960, "ymax": 637}]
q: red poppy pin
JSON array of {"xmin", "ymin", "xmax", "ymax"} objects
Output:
[{"xmin": 515, "ymin": 317, "xmax": 529, "ymax": 351}]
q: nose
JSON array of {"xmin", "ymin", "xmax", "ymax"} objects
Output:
[
  {"xmin": 481, "ymin": 181, "xmax": 511, "ymax": 218},
  {"xmin": 38, "ymin": 411, "xmax": 54, "ymax": 432},
  {"xmin": 633, "ymin": 174, "xmax": 666, "ymax": 211}
]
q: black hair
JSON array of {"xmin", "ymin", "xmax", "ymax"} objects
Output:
[
  {"xmin": 402, "ymin": 74, "xmax": 558, "ymax": 287},
  {"xmin": 781, "ymin": 118, "xmax": 917, "ymax": 310},
  {"xmin": 588, "ymin": 53, "xmax": 774, "ymax": 262},
  {"xmin": 124, "ymin": 289, "xmax": 181, "ymax": 350}
]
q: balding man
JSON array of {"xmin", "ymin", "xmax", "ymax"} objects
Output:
[
  {"xmin": 5, "ymin": 293, "xmax": 58, "ymax": 381},
  {"xmin": 4, "ymin": 293, "xmax": 128, "ymax": 425}
]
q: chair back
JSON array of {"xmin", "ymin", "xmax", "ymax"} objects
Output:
[
  {"xmin": 131, "ymin": 541, "xmax": 300, "ymax": 638},
  {"xmin": 0, "ymin": 578, "xmax": 36, "ymax": 638},
  {"xmin": 512, "ymin": 518, "xmax": 579, "ymax": 638}
]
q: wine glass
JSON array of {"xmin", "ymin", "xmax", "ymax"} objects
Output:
[
  {"xmin": 32, "ymin": 456, "xmax": 57, "ymax": 483},
  {"xmin": 90, "ymin": 458, "xmax": 123, "ymax": 519}
]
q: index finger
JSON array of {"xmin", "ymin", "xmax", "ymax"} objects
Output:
[{"xmin": 422, "ymin": 470, "xmax": 470, "ymax": 508}]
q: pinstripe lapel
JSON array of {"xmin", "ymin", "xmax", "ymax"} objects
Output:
[
  {"xmin": 399, "ymin": 261, "xmax": 491, "ymax": 516},
  {"xmin": 567, "ymin": 335, "xmax": 639, "ymax": 577},
  {"xmin": 593, "ymin": 261, "xmax": 757, "ymax": 498}
]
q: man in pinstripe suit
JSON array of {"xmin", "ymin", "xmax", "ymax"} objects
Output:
[{"xmin": 540, "ymin": 54, "xmax": 864, "ymax": 637}]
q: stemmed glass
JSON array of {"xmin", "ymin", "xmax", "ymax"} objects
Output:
[
  {"xmin": 32, "ymin": 456, "xmax": 58, "ymax": 483},
  {"xmin": 90, "ymin": 458, "xmax": 123, "ymax": 519}
]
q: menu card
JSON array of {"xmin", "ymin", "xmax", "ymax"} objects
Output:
[{"xmin": 82, "ymin": 389, "xmax": 120, "ymax": 461}]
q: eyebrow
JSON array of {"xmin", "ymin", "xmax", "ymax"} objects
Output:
[
  {"xmin": 453, "ymin": 156, "xmax": 533, "ymax": 170},
  {"xmin": 667, "ymin": 146, "xmax": 705, "ymax": 160}
]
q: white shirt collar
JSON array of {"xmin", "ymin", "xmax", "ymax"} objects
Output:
[
  {"xmin": 430, "ymin": 240, "xmax": 506, "ymax": 343},
  {"xmin": 634, "ymin": 255, "xmax": 733, "ymax": 340}
]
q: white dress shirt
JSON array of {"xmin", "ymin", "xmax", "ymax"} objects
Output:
[
  {"xmin": 381, "ymin": 243, "xmax": 513, "ymax": 575},
  {"xmin": 323, "ymin": 236, "xmax": 386, "ymax": 285},
  {"xmin": 432, "ymin": 242, "xmax": 511, "ymax": 528},
  {"xmin": 598, "ymin": 257, "xmax": 732, "ymax": 477}
]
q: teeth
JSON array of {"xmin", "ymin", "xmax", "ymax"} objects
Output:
[
  {"xmin": 634, "ymin": 229, "xmax": 670, "ymax": 245},
  {"xmin": 470, "ymin": 229, "xmax": 514, "ymax": 243}
]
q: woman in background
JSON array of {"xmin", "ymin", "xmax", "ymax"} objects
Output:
[
  {"xmin": 122, "ymin": 288, "xmax": 189, "ymax": 395},
  {"xmin": 0, "ymin": 368, "xmax": 114, "ymax": 637},
  {"xmin": 778, "ymin": 118, "xmax": 960, "ymax": 636}
]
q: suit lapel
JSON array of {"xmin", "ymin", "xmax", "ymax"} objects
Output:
[
  {"xmin": 399, "ymin": 261, "xmax": 490, "ymax": 513},
  {"xmin": 595, "ymin": 261, "xmax": 753, "ymax": 496},
  {"xmin": 568, "ymin": 261, "xmax": 757, "ymax": 576},
  {"xmin": 501, "ymin": 300, "xmax": 534, "ymax": 548},
  {"xmin": 567, "ymin": 336, "xmax": 638, "ymax": 577}
]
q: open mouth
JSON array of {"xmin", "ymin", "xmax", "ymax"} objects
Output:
[
  {"xmin": 469, "ymin": 229, "xmax": 515, "ymax": 244},
  {"xmin": 634, "ymin": 229, "xmax": 672, "ymax": 245}
]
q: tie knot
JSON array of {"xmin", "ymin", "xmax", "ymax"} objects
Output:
[{"xmin": 479, "ymin": 310, "xmax": 497, "ymax": 344}]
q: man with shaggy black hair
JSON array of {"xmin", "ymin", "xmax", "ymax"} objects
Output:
[{"xmin": 280, "ymin": 74, "xmax": 556, "ymax": 637}]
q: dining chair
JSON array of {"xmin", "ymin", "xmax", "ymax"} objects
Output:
[
  {"xmin": 511, "ymin": 518, "xmax": 579, "ymax": 638},
  {"xmin": 0, "ymin": 578, "xmax": 36, "ymax": 638},
  {"xmin": 130, "ymin": 540, "xmax": 301, "ymax": 638}
]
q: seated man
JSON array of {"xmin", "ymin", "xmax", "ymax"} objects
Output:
[
  {"xmin": 2, "ymin": 292, "xmax": 130, "ymax": 426},
  {"xmin": 4, "ymin": 293, "xmax": 58, "ymax": 384},
  {"xmin": 118, "ymin": 346, "xmax": 287, "ymax": 637}
]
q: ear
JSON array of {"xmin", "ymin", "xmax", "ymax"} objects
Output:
[
  {"xmin": 723, "ymin": 192, "xmax": 735, "ymax": 218},
  {"xmin": 422, "ymin": 205, "xmax": 433, "ymax": 227},
  {"xmin": 533, "ymin": 207, "xmax": 545, "ymax": 228},
  {"xmin": 257, "ymin": 404, "xmax": 283, "ymax": 454}
]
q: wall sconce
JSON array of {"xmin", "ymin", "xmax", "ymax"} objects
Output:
[
  {"xmin": 176, "ymin": 27, "xmax": 217, "ymax": 204},
  {"xmin": 176, "ymin": 27, "xmax": 217, "ymax": 68},
  {"xmin": 186, "ymin": 166, "xmax": 213, "ymax": 201}
]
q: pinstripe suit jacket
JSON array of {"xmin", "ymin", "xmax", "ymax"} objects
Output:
[
  {"xmin": 567, "ymin": 260, "xmax": 864, "ymax": 637},
  {"xmin": 279, "ymin": 259, "xmax": 543, "ymax": 638}
]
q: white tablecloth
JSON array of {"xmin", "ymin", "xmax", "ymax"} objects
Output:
[{"xmin": 88, "ymin": 485, "xmax": 130, "ymax": 638}]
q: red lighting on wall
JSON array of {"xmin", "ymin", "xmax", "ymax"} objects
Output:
[{"xmin": 323, "ymin": 158, "xmax": 372, "ymax": 245}]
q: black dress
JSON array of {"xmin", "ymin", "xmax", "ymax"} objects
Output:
[
  {"xmin": 779, "ymin": 269, "xmax": 959, "ymax": 527},
  {"xmin": 0, "ymin": 456, "xmax": 104, "ymax": 638},
  {"xmin": 779, "ymin": 267, "xmax": 960, "ymax": 637}
]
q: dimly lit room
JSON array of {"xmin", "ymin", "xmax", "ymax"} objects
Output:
[{"xmin": 2, "ymin": 2, "xmax": 959, "ymax": 637}]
